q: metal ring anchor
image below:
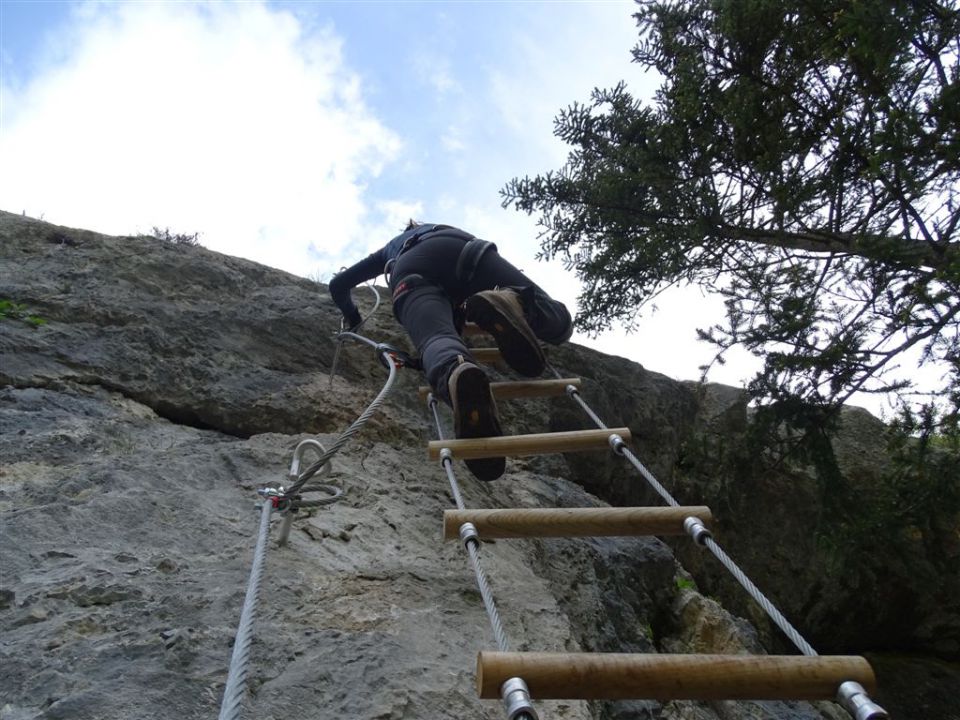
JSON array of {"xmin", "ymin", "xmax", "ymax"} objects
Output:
[
  {"xmin": 289, "ymin": 439, "xmax": 332, "ymax": 481},
  {"xmin": 278, "ymin": 439, "xmax": 341, "ymax": 547}
]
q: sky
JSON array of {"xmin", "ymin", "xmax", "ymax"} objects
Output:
[{"xmin": 0, "ymin": 0, "xmax": 896, "ymax": 416}]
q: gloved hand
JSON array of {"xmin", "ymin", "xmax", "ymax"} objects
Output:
[{"xmin": 343, "ymin": 308, "xmax": 363, "ymax": 332}]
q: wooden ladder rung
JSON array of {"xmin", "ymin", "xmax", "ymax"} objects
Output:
[
  {"xmin": 443, "ymin": 506, "xmax": 712, "ymax": 540},
  {"xmin": 470, "ymin": 347, "xmax": 503, "ymax": 364},
  {"xmin": 476, "ymin": 651, "xmax": 877, "ymax": 700},
  {"xmin": 418, "ymin": 378, "xmax": 581, "ymax": 402},
  {"xmin": 428, "ymin": 428, "xmax": 631, "ymax": 461}
]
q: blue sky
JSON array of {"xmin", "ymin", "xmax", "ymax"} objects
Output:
[{"xmin": 0, "ymin": 0, "xmax": 773, "ymax": 399}]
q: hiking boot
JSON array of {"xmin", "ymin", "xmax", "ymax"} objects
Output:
[
  {"xmin": 448, "ymin": 359, "xmax": 505, "ymax": 481},
  {"xmin": 464, "ymin": 289, "xmax": 546, "ymax": 377}
]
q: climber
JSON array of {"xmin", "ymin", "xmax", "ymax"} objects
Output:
[{"xmin": 328, "ymin": 221, "xmax": 573, "ymax": 481}]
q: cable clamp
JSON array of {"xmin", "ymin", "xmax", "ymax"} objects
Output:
[
  {"xmin": 439, "ymin": 447, "xmax": 454, "ymax": 465},
  {"xmin": 501, "ymin": 677, "xmax": 538, "ymax": 720},
  {"xmin": 608, "ymin": 433, "xmax": 626, "ymax": 454},
  {"xmin": 683, "ymin": 516, "xmax": 712, "ymax": 544},
  {"xmin": 459, "ymin": 522, "xmax": 480, "ymax": 548},
  {"xmin": 565, "ymin": 384, "xmax": 579, "ymax": 397},
  {"xmin": 837, "ymin": 681, "xmax": 888, "ymax": 720},
  {"xmin": 257, "ymin": 486, "xmax": 288, "ymax": 510}
]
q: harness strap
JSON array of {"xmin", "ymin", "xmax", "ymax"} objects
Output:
[
  {"xmin": 456, "ymin": 238, "xmax": 497, "ymax": 287},
  {"xmin": 384, "ymin": 224, "xmax": 456, "ymax": 281}
]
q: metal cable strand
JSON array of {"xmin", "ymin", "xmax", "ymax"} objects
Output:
[
  {"xmin": 565, "ymin": 383, "xmax": 819, "ymax": 656},
  {"xmin": 619, "ymin": 447, "xmax": 681, "ymax": 508},
  {"xmin": 466, "ymin": 539, "xmax": 511, "ymax": 653},
  {"xmin": 567, "ymin": 385, "xmax": 679, "ymax": 507},
  {"xmin": 291, "ymin": 482, "xmax": 344, "ymax": 508},
  {"xmin": 703, "ymin": 536, "xmax": 818, "ymax": 656},
  {"xmin": 218, "ymin": 499, "xmax": 273, "ymax": 720},
  {"xmin": 287, "ymin": 351, "xmax": 398, "ymax": 497},
  {"xmin": 429, "ymin": 395, "xmax": 468, "ymax": 511},
  {"xmin": 427, "ymin": 395, "xmax": 510, "ymax": 652},
  {"xmin": 443, "ymin": 458, "xmax": 467, "ymax": 511},
  {"xmin": 567, "ymin": 386, "xmax": 610, "ymax": 430},
  {"xmin": 429, "ymin": 394, "xmax": 445, "ymax": 438}
]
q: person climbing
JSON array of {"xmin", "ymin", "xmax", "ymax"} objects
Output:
[{"xmin": 328, "ymin": 221, "xmax": 573, "ymax": 481}]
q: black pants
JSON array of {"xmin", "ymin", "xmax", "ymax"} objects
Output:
[{"xmin": 390, "ymin": 230, "xmax": 572, "ymax": 402}]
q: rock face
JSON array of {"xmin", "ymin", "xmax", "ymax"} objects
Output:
[{"xmin": 1, "ymin": 210, "xmax": 956, "ymax": 720}]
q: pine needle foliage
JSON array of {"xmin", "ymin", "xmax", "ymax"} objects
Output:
[{"xmin": 503, "ymin": 0, "xmax": 960, "ymax": 432}]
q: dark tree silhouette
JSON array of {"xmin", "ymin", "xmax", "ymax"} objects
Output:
[{"xmin": 504, "ymin": 0, "xmax": 959, "ymax": 432}]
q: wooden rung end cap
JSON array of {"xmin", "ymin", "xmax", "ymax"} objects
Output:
[
  {"xmin": 418, "ymin": 378, "xmax": 581, "ymax": 402},
  {"xmin": 428, "ymin": 427, "xmax": 631, "ymax": 461},
  {"xmin": 443, "ymin": 506, "xmax": 712, "ymax": 540},
  {"xmin": 476, "ymin": 652, "xmax": 877, "ymax": 700}
]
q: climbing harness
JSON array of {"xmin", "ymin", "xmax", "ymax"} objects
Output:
[
  {"xmin": 455, "ymin": 237, "xmax": 496, "ymax": 286},
  {"xmin": 383, "ymin": 223, "xmax": 454, "ymax": 281}
]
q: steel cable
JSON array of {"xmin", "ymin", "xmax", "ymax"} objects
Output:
[
  {"xmin": 220, "ymin": 327, "xmax": 402, "ymax": 720},
  {"xmin": 466, "ymin": 538, "xmax": 512, "ymax": 653},
  {"xmin": 428, "ymin": 398, "xmax": 512, "ymax": 651},
  {"xmin": 703, "ymin": 536, "xmax": 817, "ymax": 656},
  {"xmin": 430, "ymin": 395, "xmax": 467, "ymax": 511},
  {"xmin": 218, "ymin": 498, "xmax": 273, "ymax": 720},
  {"xmin": 557, "ymin": 368, "xmax": 818, "ymax": 656},
  {"xmin": 618, "ymin": 446, "xmax": 681, "ymax": 508},
  {"xmin": 286, "ymin": 344, "xmax": 398, "ymax": 498}
]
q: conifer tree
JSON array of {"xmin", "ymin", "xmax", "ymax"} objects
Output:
[{"xmin": 504, "ymin": 0, "xmax": 959, "ymax": 434}]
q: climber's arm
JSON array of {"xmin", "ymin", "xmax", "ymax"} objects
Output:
[{"xmin": 328, "ymin": 249, "xmax": 387, "ymax": 330}]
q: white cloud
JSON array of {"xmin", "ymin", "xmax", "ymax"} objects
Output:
[
  {"xmin": 440, "ymin": 124, "xmax": 466, "ymax": 152},
  {"xmin": 0, "ymin": 1, "xmax": 903, "ymax": 412},
  {"xmin": 412, "ymin": 50, "xmax": 460, "ymax": 96},
  {"xmin": 486, "ymin": 1, "xmax": 655, "ymax": 168},
  {"xmin": 0, "ymin": 0, "xmax": 400, "ymax": 274}
]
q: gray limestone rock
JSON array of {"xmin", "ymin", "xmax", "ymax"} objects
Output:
[{"xmin": 1, "ymin": 210, "xmax": 952, "ymax": 719}]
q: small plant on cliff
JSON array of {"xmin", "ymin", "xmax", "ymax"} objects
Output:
[
  {"xmin": 307, "ymin": 269, "xmax": 330, "ymax": 286},
  {"xmin": 149, "ymin": 226, "xmax": 201, "ymax": 246},
  {"xmin": 0, "ymin": 299, "xmax": 47, "ymax": 327}
]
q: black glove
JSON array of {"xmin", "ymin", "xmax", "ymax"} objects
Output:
[{"xmin": 343, "ymin": 308, "xmax": 363, "ymax": 331}]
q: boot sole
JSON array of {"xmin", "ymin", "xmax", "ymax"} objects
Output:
[
  {"xmin": 465, "ymin": 294, "xmax": 545, "ymax": 377},
  {"xmin": 451, "ymin": 364, "xmax": 505, "ymax": 481}
]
